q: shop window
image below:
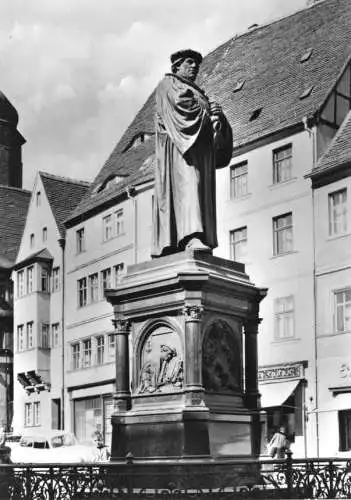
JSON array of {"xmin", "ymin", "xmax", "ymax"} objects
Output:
[
  {"xmin": 339, "ymin": 410, "xmax": 351, "ymax": 451},
  {"xmin": 265, "ymin": 386, "xmax": 303, "ymax": 445}
]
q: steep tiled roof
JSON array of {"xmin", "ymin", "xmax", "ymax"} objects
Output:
[
  {"xmin": 39, "ymin": 172, "xmax": 90, "ymax": 237},
  {"xmin": 69, "ymin": 0, "xmax": 351, "ymax": 222},
  {"xmin": 311, "ymin": 111, "xmax": 351, "ymax": 179},
  {"xmin": 0, "ymin": 186, "xmax": 30, "ymax": 263}
]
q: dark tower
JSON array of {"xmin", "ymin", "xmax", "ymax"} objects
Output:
[{"xmin": 0, "ymin": 91, "xmax": 25, "ymax": 188}]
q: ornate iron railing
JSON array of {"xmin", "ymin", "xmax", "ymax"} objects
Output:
[{"xmin": 1, "ymin": 455, "xmax": 351, "ymax": 499}]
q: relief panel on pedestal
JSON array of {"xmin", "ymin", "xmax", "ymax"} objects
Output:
[
  {"xmin": 136, "ymin": 324, "xmax": 184, "ymax": 395},
  {"xmin": 202, "ymin": 319, "xmax": 242, "ymax": 395}
]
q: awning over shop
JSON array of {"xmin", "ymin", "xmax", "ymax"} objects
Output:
[{"xmin": 260, "ymin": 380, "xmax": 300, "ymax": 408}]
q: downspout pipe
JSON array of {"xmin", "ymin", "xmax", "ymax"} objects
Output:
[{"xmin": 58, "ymin": 237, "xmax": 66, "ymax": 430}]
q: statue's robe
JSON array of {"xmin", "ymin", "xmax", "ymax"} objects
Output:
[{"xmin": 152, "ymin": 73, "xmax": 233, "ymax": 256}]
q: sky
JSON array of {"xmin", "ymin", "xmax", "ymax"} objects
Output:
[{"xmin": 0, "ymin": 0, "xmax": 309, "ymax": 189}]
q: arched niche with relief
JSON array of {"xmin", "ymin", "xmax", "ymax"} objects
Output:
[
  {"xmin": 202, "ymin": 319, "xmax": 242, "ymax": 395},
  {"xmin": 136, "ymin": 323, "xmax": 184, "ymax": 395}
]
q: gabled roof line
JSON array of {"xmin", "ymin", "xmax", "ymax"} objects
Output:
[
  {"xmin": 315, "ymin": 53, "xmax": 351, "ymax": 124},
  {"xmin": 39, "ymin": 170, "xmax": 90, "ymax": 188}
]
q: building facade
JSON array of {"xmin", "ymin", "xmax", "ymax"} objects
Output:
[{"xmin": 11, "ymin": 0, "xmax": 351, "ymax": 457}]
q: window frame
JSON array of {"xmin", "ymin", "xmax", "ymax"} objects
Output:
[
  {"xmin": 96, "ymin": 335, "xmax": 105, "ymax": 365},
  {"xmin": 229, "ymin": 226, "xmax": 248, "ymax": 263},
  {"xmin": 115, "ymin": 209, "xmax": 124, "ymax": 236},
  {"xmin": 272, "ymin": 144, "xmax": 293, "ymax": 184},
  {"xmin": 40, "ymin": 268, "xmax": 50, "ymax": 293},
  {"xmin": 76, "ymin": 227, "xmax": 85, "ymax": 254},
  {"xmin": 17, "ymin": 270, "xmax": 25, "ymax": 298},
  {"xmin": 101, "ymin": 268, "xmax": 112, "ymax": 292},
  {"xmin": 27, "ymin": 266, "xmax": 34, "ymax": 294},
  {"xmin": 113, "ymin": 263, "xmax": 124, "ymax": 286},
  {"xmin": 274, "ymin": 295, "xmax": 295, "ymax": 340},
  {"xmin": 339, "ymin": 409, "xmax": 351, "ymax": 451},
  {"xmin": 230, "ymin": 161, "xmax": 248, "ymax": 199},
  {"xmin": 82, "ymin": 338, "xmax": 92, "ymax": 368},
  {"xmin": 52, "ymin": 267, "xmax": 60, "ymax": 293},
  {"xmin": 77, "ymin": 277, "xmax": 87, "ymax": 308},
  {"xmin": 89, "ymin": 273, "xmax": 99, "ymax": 303},
  {"xmin": 17, "ymin": 324, "xmax": 24, "ymax": 352},
  {"xmin": 71, "ymin": 343, "xmax": 81, "ymax": 370},
  {"xmin": 51, "ymin": 323, "xmax": 60, "ymax": 348},
  {"xmin": 102, "ymin": 214, "xmax": 113, "ymax": 242},
  {"xmin": 273, "ymin": 212, "xmax": 294, "ymax": 256},
  {"xmin": 329, "ymin": 188, "xmax": 347, "ymax": 236},
  {"xmin": 335, "ymin": 288, "xmax": 351, "ymax": 333},
  {"xmin": 26, "ymin": 321, "xmax": 34, "ymax": 349}
]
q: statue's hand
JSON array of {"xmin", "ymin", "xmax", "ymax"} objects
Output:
[{"xmin": 209, "ymin": 101, "xmax": 222, "ymax": 117}]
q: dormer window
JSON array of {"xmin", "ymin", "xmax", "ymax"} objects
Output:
[
  {"xmin": 123, "ymin": 132, "xmax": 153, "ymax": 153},
  {"xmin": 300, "ymin": 48, "xmax": 313, "ymax": 63},
  {"xmin": 233, "ymin": 80, "xmax": 245, "ymax": 93},
  {"xmin": 300, "ymin": 86, "xmax": 314, "ymax": 100},
  {"xmin": 249, "ymin": 108, "xmax": 262, "ymax": 121},
  {"xmin": 36, "ymin": 192, "xmax": 41, "ymax": 207},
  {"xmin": 95, "ymin": 174, "xmax": 126, "ymax": 194}
]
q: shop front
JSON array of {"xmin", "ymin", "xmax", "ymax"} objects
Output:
[{"xmin": 259, "ymin": 361, "xmax": 307, "ymax": 458}]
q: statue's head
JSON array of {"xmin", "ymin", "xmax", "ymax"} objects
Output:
[
  {"xmin": 170, "ymin": 49, "xmax": 202, "ymax": 82},
  {"xmin": 160, "ymin": 344, "xmax": 177, "ymax": 361}
]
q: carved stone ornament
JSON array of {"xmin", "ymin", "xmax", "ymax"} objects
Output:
[
  {"xmin": 183, "ymin": 304, "xmax": 204, "ymax": 321},
  {"xmin": 202, "ymin": 320, "xmax": 241, "ymax": 394},
  {"xmin": 112, "ymin": 318, "xmax": 131, "ymax": 333},
  {"xmin": 137, "ymin": 327, "xmax": 183, "ymax": 395}
]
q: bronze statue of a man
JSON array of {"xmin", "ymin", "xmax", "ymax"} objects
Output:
[{"xmin": 152, "ymin": 49, "xmax": 233, "ymax": 256}]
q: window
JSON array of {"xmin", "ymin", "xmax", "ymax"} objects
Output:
[
  {"xmin": 24, "ymin": 403, "xmax": 33, "ymax": 427},
  {"xmin": 42, "ymin": 227, "xmax": 47, "ymax": 242},
  {"xmin": 335, "ymin": 289, "xmax": 351, "ymax": 332},
  {"xmin": 103, "ymin": 214, "xmax": 113, "ymax": 242},
  {"xmin": 72, "ymin": 343, "xmax": 80, "ymax": 370},
  {"xmin": 17, "ymin": 270, "xmax": 25, "ymax": 297},
  {"xmin": 115, "ymin": 209, "xmax": 124, "ymax": 236},
  {"xmin": 96, "ymin": 335, "xmax": 105, "ymax": 365},
  {"xmin": 51, "ymin": 323, "xmax": 60, "ymax": 348},
  {"xmin": 76, "ymin": 228, "xmax": 85, "ymax": 253},
  {"xmin": 274, "ymin": 296, "xmax": 295, "ymax": 340},
  {"xmin": 78, "ymin": 277, "xmax": 87, "ymax": 307},
  {"xmin": 40, "ymin": 323, "xmax": 50, "ymax": 349},
  {"xmin": 25, "ymin": 402, "xmax": 40, "ymax": 427},
  {"xmin": 273, "ymin": 144, "xmax": 292, "ymax": 184},
  {"xmin": 101, "ymin": 268, "xmax": 111, "ymax": 291},
  {"xmin": 27, "ymin": 266, "xmax": 34, "ymax": 294},
  {"xmin": 33, "ymin": 402, "xmax": 40, "ymax": 426},
  {"xmin": 230, "ymin": 227, "xmax": 247, "ymax": 263},
  {"xmin": 26, "ymin": 322, "xmax": 34, "ymax": 349},
  {"xmin": 329, "ymin": 189, "xmax": 347, "ymax": 236},
  {"xmin": 36, "ymin": 191, "xmax": 41, "ymax": 207},
  {"xmin": 113, "ymin": 263, "xmax": 124, "ymax": 286},
  {"xmin": 89, "ymin": 273, "xmax": 99, "ymax": 303},
  {"xmin": 230, "ymin": 162, "xmax": 248, "ymax": 199},
  {"xmin": 41, "ymin": 268, "xmax": 49, "ymax": 292},
  {"xmin": 17, "ymin": 324, "xmax": 24, "ymax": 351},
  {"xmin": 30, "ymin": 233, "xmax": 35, "ymax": 248},
  {"xmin": 52, "ymin": 267, "xmax": 60, "ymax": 292},
  {"xmin": 108, "ymin": 334, "xmax": 115, "ymax": 359},
  {"xmin": 82, "ymin": 339, "xmax": 92, "ymax": 368},
  {"xmin": 339, "ymin": 410, "xmax": 351, "ymax": 451},
  {"xmin": 273, "ymin": 213, "xmax": 293, "ymax": 255}
]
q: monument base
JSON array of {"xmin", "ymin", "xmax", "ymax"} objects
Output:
[{"xmin": 106, "ymin": 250, "xmax": 266, "ymax": 487}]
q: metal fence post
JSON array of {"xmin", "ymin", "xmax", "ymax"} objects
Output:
[{"xmin": 286, "ymin": 450, "xmax": 293, "ymax": 498}]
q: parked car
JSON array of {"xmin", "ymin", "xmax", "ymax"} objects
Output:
[{"xmin": 10, "ymin": 430, "xmax": 94, "ymax": 464}]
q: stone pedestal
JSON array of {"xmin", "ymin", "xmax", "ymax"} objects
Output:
[{"xmin": 106, "ymin": 250, "xmax": 266, "ymax": 479}]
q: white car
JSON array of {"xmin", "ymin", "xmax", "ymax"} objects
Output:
[{"xmin": 10, "ymin": 430, "xmax": 94, "ymax": 464}]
